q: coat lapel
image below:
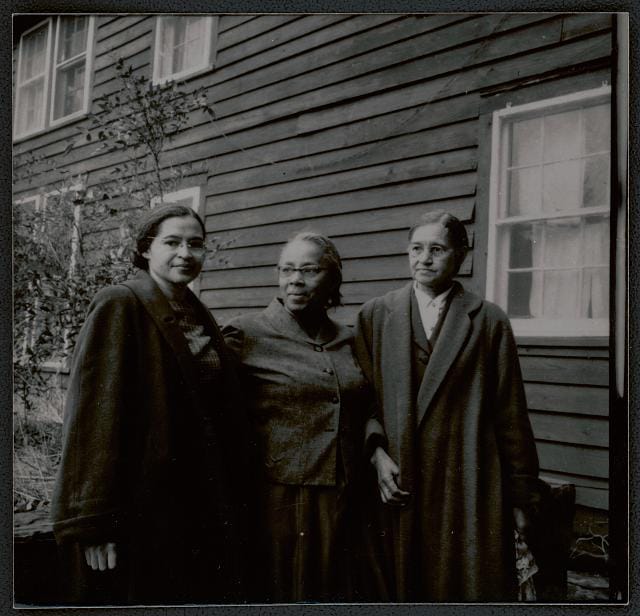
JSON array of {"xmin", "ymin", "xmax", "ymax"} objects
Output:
[
  {"xmin": 121, "ymin": 272, "xmax": 205, "ymax": 408},
  {"xmin": 381, "ymin": 284, "xmax": 415, "ymax": 479},
  {"xmin": 415, "ymin": 282, "xmax": 482, "ymax": 428},
  {"xmin": 263, "ymin": 298, "xmax": 338, "ymax": 345}
]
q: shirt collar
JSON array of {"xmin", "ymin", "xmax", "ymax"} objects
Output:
[{"xmin": 413, "ymin": 281, "xmax": 453, "ymax": 309}]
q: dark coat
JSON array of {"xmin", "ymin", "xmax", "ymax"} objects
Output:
[
  {"xmin": 354, "ymin": 281, "xmax": 543, "ymax": 602},
  {"xmin": 51, "ymin": 271, "xmax": 251, "ymax": 604}
]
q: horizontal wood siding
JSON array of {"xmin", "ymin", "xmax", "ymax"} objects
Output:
[{"xmin": 12, "ymin": 14, "xmax": 614, "ymax": 510}]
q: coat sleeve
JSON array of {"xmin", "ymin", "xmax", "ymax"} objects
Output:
[
  {"xmin": 492, "ymin": 313, "xmax": 544, "ymax": 510},
  {"xmin": 51, "ymin": 287, "xmax": 137, "ymax": 544},
  {"xmin": 354, "ymin": 301, "xmax": 388, "ymax": 458}
]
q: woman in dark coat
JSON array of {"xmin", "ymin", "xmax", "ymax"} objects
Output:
[
  {"xmin": 355, "ymin": 211, "xmax": 544, "ymax": 602},
  {"xmin": 51, "ymin": 204, "xmax": 250, "ymax": 605},
  {"xmin": 222, "ymin": 232, "xmax": 371, "ymax": 602}
]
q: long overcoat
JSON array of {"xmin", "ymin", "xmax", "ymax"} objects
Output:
[
  {"xmin": 354, "ymin": 281, "xmax": 542, "ymax": 602},
  {"xmin": 51, "ymin": 271, "xmax": 251, "ymax": 604}
]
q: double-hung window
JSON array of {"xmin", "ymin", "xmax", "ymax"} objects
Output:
[
  {"xmin": 152, "ymin": 16, "xmax": 217, "ymax": 84},
  {"xmin": 14, "ymin": 16, "xmax": 95, "ymax": 140},
  {"xmin": 486, "ymin": 86, "xmax": 611, "ymax": 337}
]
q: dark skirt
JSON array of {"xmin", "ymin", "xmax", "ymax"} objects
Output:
[{"xmin": 257, "ymin": 482, "xmax": 351, "ymax": 603}]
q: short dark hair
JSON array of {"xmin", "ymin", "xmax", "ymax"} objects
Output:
[
  {"xmin": 280, "ymin": 231, "xmax": 343, "ymax": 308},
  {"xmin": 408, "ymin": 210, "xmax": 469, "ymax": 268},
  {"xmin": 132, "ymin": 204, "xmax": 206, "ymax": 270}
]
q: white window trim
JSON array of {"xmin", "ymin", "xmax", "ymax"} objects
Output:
[
  {"xmin": 49, "ymin": 16, "xmax": 96, "ymax": 129},
  {"xmin": 13, "ymin": 16, "xmax": 95, "ymax": 142},
  {"xmin": 14, "ymin": 19, "xmax": 53, "ymax": 140},
  {"xmin": 150, "ymin": 185, "xmax": 203, "ymax": 213},
  {"xmin": 152, "ymin": 16, "xmax": 218, "ymax": 85},
  {"xmin": 486, "ymin": 85, "xmax": 611, "ymax": 338}
]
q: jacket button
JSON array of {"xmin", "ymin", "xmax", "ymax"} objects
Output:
[
  {"xmin": 331, "ymin": 396, "xmax": 339, "ymax": 404},
  {"xmin": 314, "ymin": 345, "xmax": 323, "ymax": 352},
  {"xmin": 324, "ymin": 368, "xmax": 334, "ymax": 375}
]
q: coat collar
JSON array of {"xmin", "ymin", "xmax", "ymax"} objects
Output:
[
  {"xmin": 264, "ymin": 298, "xmax": 349, "ymax": 346},
  {"xmin": 121, "ymin": 271, "xmax": 207, "ymax": 407},
  {"xmin": 415, "ymin": 280, "xmax": 483, "ymax": 427}
]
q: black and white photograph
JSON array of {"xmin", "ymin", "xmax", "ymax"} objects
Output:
[{"xmin": 10, "ymin": 8, "xmax": 631, "ymax": 608}]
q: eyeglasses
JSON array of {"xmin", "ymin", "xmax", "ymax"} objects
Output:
[
  {"xmin": 408, "ymin": 244, "xmax": 451, "ymax": 259},
  {"xmin": 150, "ymin": 237, "xmax": 206, "ymax": 255},
  {"xmin": 277, "ymin": 266, "xmax": 326, "ymax": 279}
]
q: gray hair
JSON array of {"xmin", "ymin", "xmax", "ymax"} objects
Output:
[
  {"xmin": 280, "ymin": 231, "xmax": 343, "ymax": 308},
  {"xmin": 408, "ymin": 210, "xmax": 469, "ymax": 269}
]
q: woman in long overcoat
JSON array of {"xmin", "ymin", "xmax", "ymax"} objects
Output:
[
  {"xmin": 51, "ymin": 204, "xmax": 250, "ymax": 605},
  {"xmin": 355, "ymin": 211, "xmax": 543, "ymax": 602},
  {"xmin": 222, "ymin": 232, "xmax": 372, "ymax": 602}
]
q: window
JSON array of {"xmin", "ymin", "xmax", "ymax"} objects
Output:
[
  {"xmin": 14, "ymin": 16, "xmax": 95, "ymax": 140},
  {"xmin": 152, "ymin": 16, "xmax": 217, "ymax": 84},
  {"xmin": 486, "ymin": 86, "xmax": 611, "ymax": 337},
  {"xmin": 150, "ymin": 186, "xmax": 203, "ymax": 213}
]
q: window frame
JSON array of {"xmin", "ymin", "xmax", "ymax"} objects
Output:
[
  {"xmin": 49, "ymin": 15, "xmax": 96, "ymax": 129},
  {"xmin": 13, "ymin": 16, "xmax": 95, "ymax": 142},
  {"xmin": 486, "ymin": 85, "xmax": 612, "ymax": 338},
  {"xmin": 152, "ymin": 15, "xmax": 218, "ymax": 85}
]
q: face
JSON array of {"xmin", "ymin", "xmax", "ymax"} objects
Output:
[
  {"xmin": 278, "ymin": 240, "xmax": 334, "ymax": 314},
  {"xmin": 408, "ymin": 223, "xmax": 459, "ymax": 296},
  {"xmin": 143, "ymin": 216, "xmax": 205, "ymax": 293}
]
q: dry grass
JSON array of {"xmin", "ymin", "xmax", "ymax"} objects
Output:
[{"xmin": 13, "ymin": 389, "xmax": 64, "ymax": 512}]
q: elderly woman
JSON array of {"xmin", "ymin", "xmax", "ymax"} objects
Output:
[
  {"xmin": 222, "ymin": 232, "xmax": 371, "ymax": 602},
  {"xmin": 51, "ymin": 204, "xmax": 250, "ymax": 605}
]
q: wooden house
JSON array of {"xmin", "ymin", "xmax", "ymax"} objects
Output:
[{"xmin": 13, "ymin": 13, "xmax": 624, "ymax": 519}]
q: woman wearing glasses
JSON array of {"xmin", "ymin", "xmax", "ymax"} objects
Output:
[
  {"xmin": 52, "ymin": 204, "xmax": 250, "ymax": 605},
  {"xmin": 222, "ymin": 231, "xmax": 372, "ymax": 602}
]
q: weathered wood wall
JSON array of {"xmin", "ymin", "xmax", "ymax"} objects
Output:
[{"xmin": 13, "ymin": 13, "xmax": 613, "ymax": 509}]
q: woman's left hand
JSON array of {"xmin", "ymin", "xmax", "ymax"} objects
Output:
[{"xmin": 513, "ymin": 507, "xmax": 531, "ymax": 537}]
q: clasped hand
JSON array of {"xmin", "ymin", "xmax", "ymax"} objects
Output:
[
  {"xmin": 84, "ymin": 542, "xmax": 117, "ymax": 571},
  {"xmin": 371, "ymin": 447, "xmax": 411, "ymax": 506}
]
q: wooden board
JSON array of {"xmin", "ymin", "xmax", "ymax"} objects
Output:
[
  {"xmin": 536, "ymin": 441, "xmax": 608, "ymax": 479},
  {"xmin": 524, "ymin": 383, "xmax": 609, "ymax": 417},
  {"xmin": 530, "ymin": 411, "xmax": 609, "ymax": 447},
  {"xmin": 520, "ymin": 356, "xmax": 609, "ymax": 387}
]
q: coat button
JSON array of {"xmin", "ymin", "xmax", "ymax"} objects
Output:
[
  {"xmin": 314, "ymin": 345, "xmax": 323, "ymax": 352},
  {"xmin": 332, "ymin": 396, "xmax": 339, "ymax": 404},
  {"xmin": 324, "ymin": 368, "xmax": 334, "ymax": 375}
]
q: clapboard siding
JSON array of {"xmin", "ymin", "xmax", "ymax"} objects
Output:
[{"xmin": 12, "ymin": 14, "xmax": 614, "ymax": 510}]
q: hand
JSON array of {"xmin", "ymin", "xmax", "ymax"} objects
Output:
[
  {"xmin": 513, "ymin": 507, "xmax": 531, "ymax": 538},
  {"xmin": 84, "ymin": 542, "xmax": 117, "ymax": 571},
  {"xmin": 371, "ymin": 447, "xmax": 411, "ymax": 506}
]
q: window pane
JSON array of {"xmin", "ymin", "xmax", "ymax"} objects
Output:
[
  {"xmin": 53, "ymin": 60, "xmax": 85, "ymax": 119},
  {"xmin": 583, "ymin": 154, "xmax": 610, "ymax": 208},
  {"xmin": 583, "ymin": 103, "xmax": 610, "ymax": 153},
  {"xmin": 543, "ymin": 109, "xmax": 581, "ymax": 161},
  {"xmin": 507, "ymin": 167, "xmax": 541, "ymax": 216},
  {"xmin": 581, "ymin": 267, "xmax": 608, "ymax": 318},
  {"xmin": 544, "ymin": 218, "xmax": 581, "ymax": 267},
  {"xmin": 542, "ymin": 269, "xmax": 580, "ymax": 317},
  {"xmin": 17, "ymin": 79, "xmax": 45, "ymax": 134},
  {"xmin": 583, "ymin": 215, "xmax": 609, "ymax": 267},
  {"xmin": 19, "ymin": 24, "xmax": 48, "ymax": 82},
  {"xmin": 510, "ymin": 118, "xmax": 541, "ymax": 167},
  {"xmin": 509, "ymin": 225, "xmax": 538, "ymax": 269},
  {"xmin": 507, "ymin": 271, "xmax": 533, "ymax": 317},
  {"xmin": 542, "ymin": 160, "xmax": 581, "ymax": 212},
  {"xmin": 57, "ymin": 16, "xmax": 88, "ymax": 63},
  {"xmin": 159, "ymin": 16, "xmax": 207, "ymax": 79}
]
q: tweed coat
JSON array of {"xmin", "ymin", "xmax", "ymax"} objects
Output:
[
  {"xmin": 354, "ymin": 281, "xmax": 542, "ymax": 602},
  {"xmin": 222, "ymin": 298, "xmax": 371, "ymax": 488},
  {"xmin": 51, "ymin": 271, "xmax": 251, "ymax": 604}
]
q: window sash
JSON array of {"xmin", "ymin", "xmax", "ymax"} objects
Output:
[
  {"xmin": 14, "ymin": 20, "xmax": 52, "ymax": 138},
  {"xmin": 153, "ymin": 16, "xmax": 216, "ymax": 84},
  {"xmin": 50, "ymin": 16, "xmax": 94, "ymax": 125},
  {"xmin": 486, "ymin": 86, "xmax": 611, "ymax": 337}
]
